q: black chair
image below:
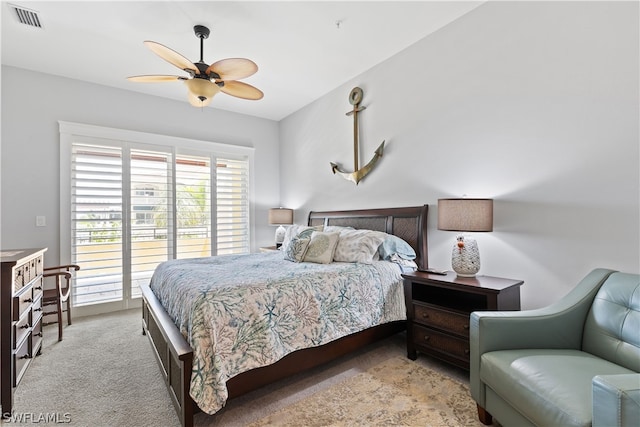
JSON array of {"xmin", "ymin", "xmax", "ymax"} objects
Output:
[{"xmin": 42, "ymin": 264, "xmax": 80, "ymax": 341}]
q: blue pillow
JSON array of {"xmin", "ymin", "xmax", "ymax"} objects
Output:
[{"xmin": 378, "ymin": 235, "xmax": 416, "ymax": 260}]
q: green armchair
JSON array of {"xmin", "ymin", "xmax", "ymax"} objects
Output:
[{"xmin": 470, "ymin": 268, "xmax": 640, "ymax": 427}]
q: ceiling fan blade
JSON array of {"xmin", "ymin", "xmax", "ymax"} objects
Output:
[
  {"xmin": 207, "ymin": 58, "xmax": 258, "ymax": 81},
  {"xmin": 220, "ymin": 81, "xmax": 264, "ymax": 100},
  {"xmin": 127, "ymin": 75, "xmax": 186, "ymax": 83},
  {"xmin": 143, "ymin": 41, "xmax": 199, "ymax": 75}
]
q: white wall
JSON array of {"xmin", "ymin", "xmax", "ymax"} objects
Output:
[
  {"xmin": 279, "ymin": 1, "xmax": 639, "ymax": 309},
  {"xmin": 1, "ymin": 66, "xmax": 281, "ymax": 264}
]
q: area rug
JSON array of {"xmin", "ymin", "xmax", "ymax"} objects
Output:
[{"xmin": 248, "ymin": 356, "xmax": 484, "ymax": 426}]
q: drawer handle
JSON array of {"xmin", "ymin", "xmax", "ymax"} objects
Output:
[
  {"xmin": 23, "ymin": 298, "xmax": 33, "ymax": 303},
  {"xmin": 34, "ymin": 308, "xmax": 42, "ymax": 312},
  {"xmin": 465, "ymin": 349, "xmax": 470, "ymax": 355},
  {"xmin": 35, "ymin": 332, "xmax": 43, "ymax": 337},
  {"xmin": 35, "ymin": 286, "xmax": 42, "ymax": 291},
  {"xmin": 19, "ymin": 355, "xmax": 30, "ymax": 360},
  {"xmin": 421, "ymin": 313, "xmax": 429, "ymax": 319},
  {"xmin": 463, "ymin": 325, "xmax": 469, "ymax": 330},
  {"xmin": 423, "ymin": 335, "xmax": 430, "ymax": 342},
  {"xmin": 19, "ymin": 324, "xmax": 29, "ymax": 330}
]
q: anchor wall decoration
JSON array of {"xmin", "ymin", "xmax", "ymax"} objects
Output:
[{"xmin": 330, "ymin": 87, "xmax": 384, "ymax": 185}]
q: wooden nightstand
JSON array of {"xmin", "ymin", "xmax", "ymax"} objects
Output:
[
  {"xmin": 259, "ymin": 246, "xmax": 280, "ymax": 253},
  {"xmin": 402, "ymin": 271, "xmax": 523, "ymax": 370}
]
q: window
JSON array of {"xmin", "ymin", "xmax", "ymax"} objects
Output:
[{"xmin": 60, "ymin": 122, "xmax": 254, "ymax": 311}]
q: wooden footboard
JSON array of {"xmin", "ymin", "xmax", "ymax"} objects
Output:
[
  {"xmin": 142, "ymin": 282, "xmax": 404, "ymax": 427},
  {"xmin": 141, "ymin": 284, "xmax": 195, "ymax": 427}
]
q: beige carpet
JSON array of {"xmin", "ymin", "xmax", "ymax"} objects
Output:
[
  {"xmin": 8, "ymin": 308, "xmax": 489, "ymax": 427},
  {"xmin": 248, "ymin": 356, "xmax": 483, "ymax": 427}
]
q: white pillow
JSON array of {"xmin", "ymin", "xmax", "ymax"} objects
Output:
[
  {"xmin": 281, "ymin": 225, "xmax": 322, "ymax": 252},
  {"xmin": 333, "ymin": 229, "xmax": 386, "ymax": 264},
  {"xmin": 303, "ymin": 231, "xmax": 340, "ymax": 264}
]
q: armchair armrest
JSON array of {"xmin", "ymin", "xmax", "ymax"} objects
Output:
[
  {"xmin": 472, "ymin": 268, "xmax": 615, "ymax": 353},
  {"xmin": 593, "ymin": 374, "xmax": 640, "ymax": 427},
  {"xmin": 44, "ymin": 264, "xmax": 80, "ymax": 273}
]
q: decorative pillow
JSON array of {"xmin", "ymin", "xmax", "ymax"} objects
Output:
[
  {"xmin": 281, "ymin": 225, "xmax": 322, "ymax": 252},
  {"xmin": 378, "ymin": 234, "xmax": 417, "ymax": 260},
  {"xmin": 303, "ymin": 231, "xmax": 340, "ymax": 264},
  {"xmin": 283, "ymin": 235, "xmax": 311, "ymax": 262},
  {"xmin": 333, "ymin": 229, "xmax": 386, "ymax": 264}
]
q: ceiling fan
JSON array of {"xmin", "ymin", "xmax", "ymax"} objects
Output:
[{"xmin": 128, "ymin": 25, "xmax": 263, "ymax": 107}]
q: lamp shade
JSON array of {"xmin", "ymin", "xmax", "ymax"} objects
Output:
[
  {"xmin": 437, "ymin": 198, "xmax": 493, "ymax": 232},
  {"xmin": 268, "ymin": 208, "xmax": 293, "ymax": 225}
]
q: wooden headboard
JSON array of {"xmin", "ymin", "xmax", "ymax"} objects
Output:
[{"xmin": 308, "ymin": 205, "xmax": 429, "ymax": 270}]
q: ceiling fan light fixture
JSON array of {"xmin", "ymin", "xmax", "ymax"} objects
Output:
[
  {"xmin": 188, "ymin": 92, "xmax": 213, "ymax": 107},
  {"xmin": 184, "ymin": 78, "xmax": 220, "ymax": 106}
]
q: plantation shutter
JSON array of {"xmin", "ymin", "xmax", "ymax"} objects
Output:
[
  {"xmin": 71, "ymin": 142, "xmax": 124, "ymax": 305},
  {"xmin": 129, "ymin": 149, "xmax": 173, "ymax": 299},
  {"xmin": 176, "ymin": 154, "xmax": 212, "ymax": 259},
  {"xmin": 216, "ymin": 157, "xmax": 250, "ymax": 254}
]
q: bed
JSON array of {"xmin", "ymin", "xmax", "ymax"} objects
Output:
[{"xmin": 140, "ymin": 205, "xmax": 429, "ymax": 427}]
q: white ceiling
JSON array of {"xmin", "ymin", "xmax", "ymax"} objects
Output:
[{"xmin": 1, "ymin": 1, "xmax": 483, "ymax": 121}]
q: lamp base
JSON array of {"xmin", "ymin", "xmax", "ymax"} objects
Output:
[
  {"xmin": 451, "ymin": 235, "xmax": 480, "ymax": 277},
  {"xmin": 275, "ymin": 225, "xmax": 286, "ymax": 247}
]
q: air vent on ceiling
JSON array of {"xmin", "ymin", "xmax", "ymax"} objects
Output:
[{"xmin": 9, "ymin": 3, "xmax": 42, "ymax": 28}]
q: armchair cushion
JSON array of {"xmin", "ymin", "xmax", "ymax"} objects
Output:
[{"xmin": 481, "ymin": 349, "xmax": 635, "ymax": 427}]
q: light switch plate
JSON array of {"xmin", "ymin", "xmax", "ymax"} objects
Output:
[{"xmin": 36, "ymin": 216, "xmax": 46, "ymax": 227}]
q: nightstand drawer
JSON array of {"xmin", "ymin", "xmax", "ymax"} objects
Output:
[
  {"xmin": 413, "ymin": 302, "xmax": 469, "ymax": 337},
  {"xmin": 412, "ymin": 324, "xmax": 470, "ymax": 362}
]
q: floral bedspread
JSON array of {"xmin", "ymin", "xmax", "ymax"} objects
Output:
[{"xmin": 149, "ymin": 251, "xmax": 407, "ymax": 414}]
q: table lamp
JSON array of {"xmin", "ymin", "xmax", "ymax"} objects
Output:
[
  {"xmin": 268, "ymin": 207, "xmax": 293, "ymax": 248},
  {"xmin": 437, "ymin": 198, "xmax": 493, "ymax": 277}
]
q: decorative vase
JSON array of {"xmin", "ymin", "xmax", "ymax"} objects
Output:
[
  {"xmin": 451, "ymin": 235, "xmax": 480, "ymax": 277},
  {"xmin": 275, "ymin": 225, "xmax": 286, "ymax": 248}
]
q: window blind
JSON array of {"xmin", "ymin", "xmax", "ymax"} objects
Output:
[
  {"xmin": 216, "ymin": 157, "xmax": 250, "ymax": 254},
  {"xmin": 129, "ymin": 149, "xmax": 173, "ymax": 299},
  {"xmin": 71, "ymin": 143, "xmax": 124, "ymax": 305}
]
